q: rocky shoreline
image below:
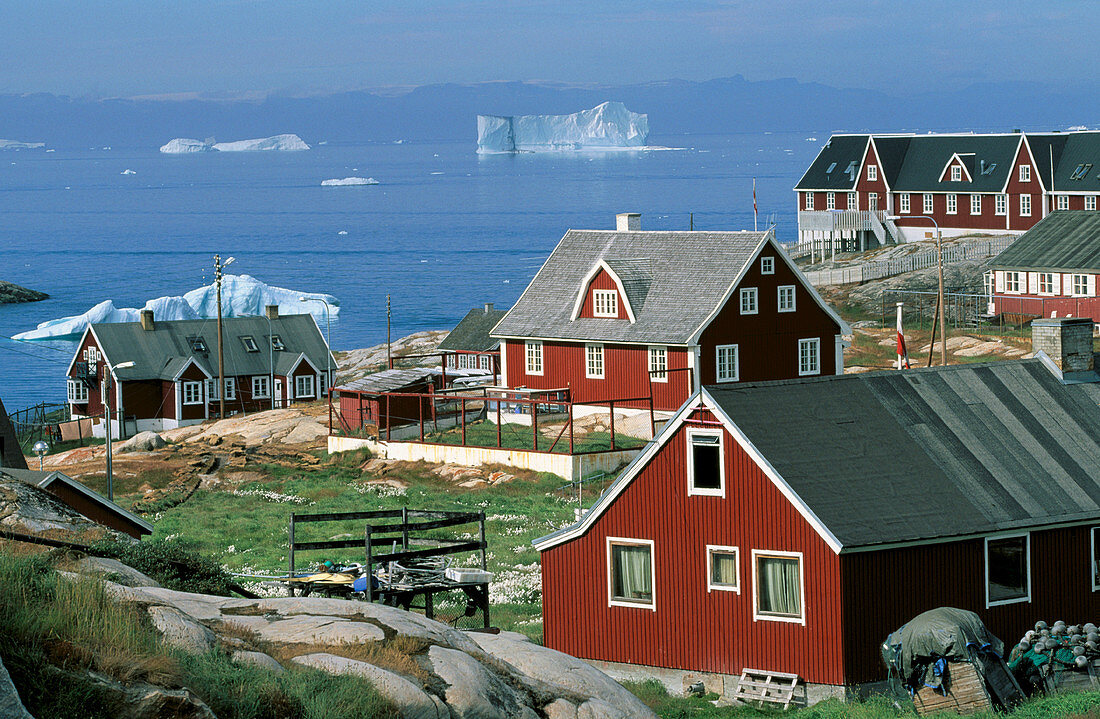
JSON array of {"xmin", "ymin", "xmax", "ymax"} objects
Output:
[{"xmin": 0, "ymin": 281, "xmax": 48, "ymax": 304}]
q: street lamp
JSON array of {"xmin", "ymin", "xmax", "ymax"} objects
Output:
[
  {"xmin": 32, "ymin": 441, "xmax": 49, "ymax": 471},
  {"xmin": 888, "ymin": 215, "xmax": 946, "ymax": 366},
  {"xmin": 300, "ymin": 297, "xmax": 333, "ymax": 399},
  {"xmin": 103, "ymin": 360, "xmax": 135, "ymax": 500}
]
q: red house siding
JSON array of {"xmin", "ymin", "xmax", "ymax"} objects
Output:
[
  {"xmin": 69, "ymin": 333, "xmax": 106, "ymax": 417},
  {"xmin": 542, "ymin": 408, "xmax": 846, "ymax": 685},
  {"xmin": 841, "ymin": 525, "xmax": 1100, "ymax": 684},
  {"xmin": 503, "ymin": 340, "xmax": 691, "ymax": 411},
  {"xmin": 120, "ymin": 380, "xmax": 166, "ymax": 420},
  {"xmin": 45, "ymin": 483, "xmax": 148, "ymax": 539},
  {"xmin": 854, "ymin": 141, "xmax": 888, "ymax": 211},
  {"xmin": 578, "ymin": 270, "xmax": 631, "ymax": 320},
  {"xmin": 178, "ymin": 366, "xmax": 207, "ymax": 421},
  {"xmin": 697, "ymin": 254, "xmax": 840, "ymax": 384},
  {"xmin": 1006, "ymin": 140, "xmax": 1041, "ymax": 232}
]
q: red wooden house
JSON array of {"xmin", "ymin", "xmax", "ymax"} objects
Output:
[
  {"xmin": 535, "ymin": 331, "xmax": 1100, "ymax": 702},
  {"xmin": 490, "ymin": 214, "xmax": 849, "ymax": 414},
  {"xmin": 66, "ymin": 306, "xmax": 335, "ymax": 438},
  {"xmin": 989, "ymin": 210, "xmax": 1100, "ymax": 320},
  {"xmin": 795, "ymin": 130, "xmax": 1100, "ymax": 253}
]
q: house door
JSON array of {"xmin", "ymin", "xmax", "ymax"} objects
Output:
[{"xmin": 274, "ymin": 378, "xmax": 284, "ymax": 408}]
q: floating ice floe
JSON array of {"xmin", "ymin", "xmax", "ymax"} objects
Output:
[
  {"xmin": 337, "ymin": 230, "xmax": 348, "ymax": 235},
  {"xmin": 321, "ymin": 177, "xmax": 379, "ymax": 186},
  {"xmin": 477, "ymin": 102, "xmax": 653, "ymax": 153},
  {"xmin": 160, "ymin": 134, "xmax": 310, "ymax": 153},
  {"xmin": 0, "ymin": 139, "xmax": 45, "ymax": 150},
  {"xmin": 13, "ymin": 274, "xmax": 339, "ymax": 341},
  {"xmin": 121, "ymin": 169, "xmax": 137, "ymax": 175}
]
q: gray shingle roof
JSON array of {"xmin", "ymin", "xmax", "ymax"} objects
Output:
[
  {"xmin": 708, "ymin": 360, "xmax": 1100, "ymax": 550},
  {"xmin": 335, "ymin": 368, "xmax": 435, "ymax": 395},
  {"xmin": 491, "ymin": 229, "xmax": 771, "ymax": 345},
  {"xmin": 437, "ymin": 306, "xmax": 508, "ymax": 352},
  {"xmin": 990, "ymin": 211, "xmax": 1100, "ymax": 272},
  {"xmin": 89, "ymin": 314, "xmax": 335, "ymax": 381}
]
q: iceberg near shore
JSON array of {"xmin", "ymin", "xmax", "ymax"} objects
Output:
[
  {"xmin": 13, "ymin": 274, "xmax": 339, "ymax": 341},
  {"xmin": 477, "ymin": 101, "xmax": 649, "ymax": 153},
  {"xmin": 160, "ymin": 134, "xmax": 310, "ymax": 153}
]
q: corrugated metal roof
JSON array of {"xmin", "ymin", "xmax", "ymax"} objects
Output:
[
  {"xmin": 708, "ymin": 360, "xmax": 1100, "ymax": 550},
  {"xmin": 90, "ymin": 314, "xmax": 335, "ymax": 381},
  {"xmin": 437, "ymin": 306, "xmax": 508, "ymax": 352},
  {"xmin": 491, "ymin": 229, "xmax": 768, "ymax": 344},
  {"xmin": 990, "ymin": 211, "xmax": 1100, "ymax": 272},
  {"xmin": 336, "ymin": 368, "xmax": 435, "ymax": 395}
]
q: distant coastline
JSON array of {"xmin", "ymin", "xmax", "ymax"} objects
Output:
[{"xmin": 0, "ymin": 281, "xmax": 48, "ymax": 304}]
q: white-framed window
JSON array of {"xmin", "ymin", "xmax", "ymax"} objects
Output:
[
  {"xmin": 240, "ymin": 335, "xmax": 259, "ymax": 352},
  {"xmin": 1038, "ymin": 272, "xmax": 1054, "ymax": 295},
  {"xmin": 1092, "ymin": 527, "xmax": 1100, "ymax": 591},
  {"xmin": 923, "ymin": 194, "xmax": 934, "ymax": 214},
  {"xmin": 826, "ymin": 192, "xmax": 835, "ymax": 210},
  {"xmin": 252, "ymin": 376, "xmax": 271, "ymax": 399},
  {"xmin": 971, "ymin": 194, "xmax": 982, "ymax": 215},
  {"xmin": 798, "ymin": 338, "xmax": 820, "ymax": 376},
  {"xmin": 739, "ymin": 287, "xmax": 758, "ymax": 315},
  {"xmin": 1005, "ymin": 271, "xmax": 1021, "ymax": 293},
  {"xmin": 206, "ymin": 378, "xmax": 220, "ymax": 401},
  {"xmin": 182, "ymin": 380, "xmax": 203, "ymax": 405},
  {"xmin": 716, "ymin": 344, "xmax": 739, "ymax": 383},
  {"xmin": 593, "ymin": 289, "xmax": 618, "ymax": 318},
  {"xmin": 778, "ymin": 285, "xmax": 796, "ymax": 313},
  {"xmin": 295, "ymin": 374, "xmax": 315, "ymax": 398},
  {"xmin": 752, "ymin": 550, "xmax": 805, "ymax": 623},
  {"xmin": 899, "ymin": 193, "xmax": 910, "ymax": 213},
  {"xmin": 648, "ymin": 346, "xmax": 667, "ymax": 383},
  {"xmin": 525, "ymin": 341, "xmax": 543, "ymax": 375},
  {"xmin": 996, "ymin": 194, "xmax": 1008, "ymax": 215},
  {"xmin": 760, "ymin": 256, "xmax": 774, "ymax": 274},
  {"xmin": 585, "ymin": 343, "xmax": 604, "ymax": 379},
  {"xmin": 224, "ymin": 378, "xmax": 236, "ymax": 400},
  {"xmin": 946, "ymin": 193, "xmax": 957, "ymax": 215},
  {"xmin": 805, "ymin": 192, "xmax": 814, "ymax": 210},
  {"xmin": 868, "ymin": 192, "xmax": 878, "ymax": 211},
  {"xmin": 867, "ymin": 164, "xmax": 877, "ymax": 181},
  {"xmin": 1019, "ymin": 164, "xmax": 1031, "ymax": 182},
  {"xmin": 607, "ymin": 537, "xmax": 655, "ymax": 610},
  {"xmin": 1087, "ymin": 196, "xmax": 1098, "ymax": 211},
  {"xmin": 706, "ymin": 545, "xmax": 740, "ymax": 593},
  {"xmin": 67, "ymin": 378, "xmax": 88, "ymax": 403},
  {"xmin": 951, "ymin": 165, "xmax": 962, "ymax": 182},
  {"xmin": 848, "ymin": 192, "xmax": 858, "ymax": 210},
  {"xmin": 687, "ymin": 429, "xmax": 724, "ymax": 496},
  {"xmin": 1074, "ymin": 274, "xmax": 1090, "ymax": 296},
  {"xmin": 1020, "ymin": 194, "xmax": 1032, "ymax": 217},
  {"xmin": 985, "ymin": 534, "xmax": 1030, "ymax": 607},
  {"xmin": 1057, "ymin": 195, "xmax": 1069, "ymax": 211}
]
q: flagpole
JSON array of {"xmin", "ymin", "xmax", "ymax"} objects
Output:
[
  {"xmin": 896, "ymin": 302, "xmax": 910, "ymax": 370},
  {"xmin": 753, "ymin": 178, "xmax": 758, "ymax": 232}
]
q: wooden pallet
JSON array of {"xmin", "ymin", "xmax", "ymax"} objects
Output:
[
  {"xmin": 913, "ymin": 661, "xmax": 992, "ymax": 716},
  {"xmin": 734, "ymin": 668, "xmax": 803, "ymax": 709}
]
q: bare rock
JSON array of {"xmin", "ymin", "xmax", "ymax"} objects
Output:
[
  {"xmin": 237, "ymin": 613, "xmax": 386, "ymax": 645},
  {"xmin": 117, "ymin": 431, "xmax": 166, "ymax": 453},
  {"xmin": 0, "ymin": 477, "xmax": 127, "ymax": 542},
  {"xmin": 147, "ymin": 605, "xmax": 217, "ymax": 654},
  {"xmin": 292, "ymin": 653, "xmax": 448, "ymax": 719},
  {"xmin": 74, "ymin": 556, "xmax": 161, "ymax": 587},
  {"xmin": 426, "ymin": 645, "xmax": 537, "ymax": 719},
  {"xmin": 0, "ymin": 654, "xmax": 33, "ymax": 719},
  {"xmin": 231, "ymin": 650, "xmax": 285, "ymax": 673},
  {"xmin": 283, "ymin": 420, "xmax": 329, "ymax": 444},
  {"xmin": 545, "ymin": 698, "xmax": 578, "ymax": 719},
  {"xmin": 84, "ymin": 671, "xmax": 217, "ymax": 719}
]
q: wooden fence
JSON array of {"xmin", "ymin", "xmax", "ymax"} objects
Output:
[{"xmin": 802, "ymin": 236, "xmax": 1017, "ymax": 286}]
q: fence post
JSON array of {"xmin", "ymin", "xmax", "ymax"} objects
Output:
[
  {"xmin": 419, "ymin": 393, "xmax": 424, "ymax": 442},
  {"xmin": 386, "ymin": 394, "xmax": 391, "ymax": 441},
  {"xmin": 461, "ymin": 398, "xmax": 467, "ymax": 445},
  {"xmin": 569, "ymin": 399, "xmax": 574, "ymax": 454},
  {"xmin": 609, "ymin": 401, "xmax": 615, "ymax": 451},
  {"xmin": 496, "ymin": 395, "xmax": 502, "ymax": 448},
  {"xmin": 532, "ymin": 399, "xmax": 538, "ymax": 452},
  {"xmin": 479, "ymin": 511, "xmax": 487, "ymax": 571},
  {"xmin": 401, "ymin": 506, "xmax": 409, "ymax": 551},
  {"xmin": 364, "ymin": 523, "xmax": 374, "ymax": 602},
  {"xmin": 288, "ymin": 513, "xmax": 296, "ymax": 597}
]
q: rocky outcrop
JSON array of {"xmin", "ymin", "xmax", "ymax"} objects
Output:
[
  {"xmin": 0, "ymin": 654, "xmax": 33, "ymax": 719},
  {"xmin": 0, "ymin": 474, "xmax": 127, "ymax": 542},
  {"xmin": 117, "ymin": 432, "xmax": 166, "ymax": 453},
  {"xmin": 291, "ymin": 654, "xmax": 448, "ymax": 719},
  {"xmin": 0, "ymin": 281, "xmax": 48, "ymax": 305},
  {"xmin": 79, "ymin": 671, "xmax": 216, "ymax": 719},
  {"xmin": 336, "ymin": 331, "xmax": 449, "ymax": 383}
]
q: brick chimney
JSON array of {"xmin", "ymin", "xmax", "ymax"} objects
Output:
[
  {"xmin": 484, "ymin": 303, "xmax": 494, "ymax": 314},
  {"xmin": 1032, "ymin": 317, "xmax": 1095, "ymax": 373},
  {"xmin": 265, "ymin": 305, "xmax": 279, "ymax": 320},
  {"xmin": 140, "ymin": 309, "xmax": 154, "ymax": 331},
  {"xmin": 616, "ymin": 213, "xmax": 641, "ymax": 231}
]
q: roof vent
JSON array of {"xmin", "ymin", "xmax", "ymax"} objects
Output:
[
  {"xmin": 615, "ymin": 213, "xmax": 640, "ymax": 232},
  {"xmin": 140, "ymin": 310, "xmax": 154, "ymax": 331}
]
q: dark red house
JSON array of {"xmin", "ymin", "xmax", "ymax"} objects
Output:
[
  {"xmin": 989, "ymin": 210, "xmax": 1100, "ymax": 320},
  {"xmin": 67, "ymin": 306, "xmax": 335, "ymax": 438},
  {"xmin": 491, "ymin": 214, "xmax": 849, "ymax": 414},
  {"xmin": 535, "ymin": 339, "xmax": 1100, "ymax": 701},
  {"xmin": 795, "ymin": 130, "xmax": 1100, "ymax": 253}
]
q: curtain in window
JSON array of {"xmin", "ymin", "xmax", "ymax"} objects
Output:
[
  {"xmin": 758, "ymin": 556, "xmax": 800, "ymax": 616},
  {"xmin": 711, "ymin": 552, "xmax": 737, "ymax": 586},
  {"xmin": 612, "ymin": 544, "xmax": 652, "ymax": 602}
]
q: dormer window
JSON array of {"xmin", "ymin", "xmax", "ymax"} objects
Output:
[
  {"xmin": 593, "ymin": 290, "xmax": 618, "ymax": 318},
  {"xmin": 187, "ymin": 336, "xmax": 208, "ymax": 353},
  {"xmin": 951, "ymin": 166, "xmax": 962, "ymax": 182},
  {"xmin": 867, "ymin": 165, "xmax": 877, "ymax": 181}
]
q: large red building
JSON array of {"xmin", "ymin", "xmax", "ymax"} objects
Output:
[
  {"xmin": 536, "ymin": 339, "xmax": 1100, "ymax": 702},
  {"xmin": 795, "ymin": 130, "xmax": 1100, "ymax": 253},
  {"xmin": 490, "ymin": 214, "xmax": 849, "ymax": 413}
]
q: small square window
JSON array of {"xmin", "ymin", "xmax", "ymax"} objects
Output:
[
  {"xmin": 1057, "ymin": 195, "xmax": 1069, "ymax": 211},
  {"xmin": 753, "ymin": 551, "xmax": 804, "ymax": 623},
  {"xmin": 187, "ymin": 336, "xmax": 208, "ymax": 353},
  {"xmin": 1087, "ymin": 196, "xmax": 1097, "ymax": 212},
  {"xmin": 240, "ymin": 336, "xmax": 259, "ymax": 352},
  {"xmin": 687, "ymin": 430, "xmax": 723, "ymax": 495},
  {"xmin": 593, "ymin": 290, "xmax": 618, "ymax": 317},
  {"xmin": 1019, "ymin": 165, "xmax": 1031, "ymax": 182},
  {"xmin": 867, "ymin": 165, "xmax": 877, "ymax": 181},
  {"xmin": 986, "ymin": 534, "xmax": 1030, "ymax": 607},
  {"xmin": 295, "ymin": 374, "xmax": 315, "ymax": 398},
  {"xmin": 182, "ymin": 380, "xmax": 203, "ymax": 405},
  {"xmin": 608, "ymin": 539, "xmax": 654, "ymax": 610},
  {"xmin": 252, "ymin": 376, "xmax": 271, "ymax": 399},
  {"xmin": 778, "ymin": 285, "xmax": 796, "ymax": 313},
  {"xmin": 707, "ymin": 546, "xmax": 740, "ymax": 593},
  {"xmin": 760, "ymin": 256, "xmax": 774, "ymax": 274},
  {"xmin": 270, "ymin": 335, "xmax": 286, "ymax": 351},
  {"xmin": 739, "ymin": 287, "xmax": 758, "ymax": 315},
  {"xmin": 1073, "ymin": 274, "xmax": 1089, "ymax": 296}
]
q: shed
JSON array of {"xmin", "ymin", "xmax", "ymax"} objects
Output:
[
  {"xmin": 2, "ymin": 468, "xmax": 153, "ymax": 539},
  {"xmin": 335, "ymin": 369, "xmax": 439, "ymax": 434}
]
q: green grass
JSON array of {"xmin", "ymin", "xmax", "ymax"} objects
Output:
[{"xmin": 423, "ymin": 418, "xmax": 647, "ymax": 453}]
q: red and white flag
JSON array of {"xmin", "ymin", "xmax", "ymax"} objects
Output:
[
  {"xmin": 896, "ymin": 303, "xmax": 911, "ymax": 369},
  {"xmin": 752, "ymin": 178, "xmax": 758, "ymax": 231}
]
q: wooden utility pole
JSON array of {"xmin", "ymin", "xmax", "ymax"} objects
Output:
[
  {"xmin": 386, "ymin": 294, "xmax": 392, "ymax": 368},
  {"xmin": 215, "ymin": 254, "xmax": 225, "ymax": 418}
]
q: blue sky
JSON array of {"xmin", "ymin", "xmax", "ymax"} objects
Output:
[{"xmin": 1, "ymin": 1, "xmax": 1093, "ymax": 97}]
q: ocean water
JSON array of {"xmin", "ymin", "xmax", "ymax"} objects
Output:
[{"xmin": 0, "ymin": 132, "xmax": 822, "ymax": 411}]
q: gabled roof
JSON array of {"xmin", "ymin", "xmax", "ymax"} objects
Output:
[
  {"xmin": 2, "ymin": 467, "xmax": 153, "ymax": 534},
  {"xmin": 437, "ymin": 305, "xmax": 508, "ymax": 352},
  {"xmin": 891, "ymin": 134, "xmax": 1018, "ymax": 193},
  {"xmin": 1025, "ymin": 133, "xmax": 1069, "ymax": 190},
  {"xmin": 493, "ymin": 230, "xmax": 845, "ymax": 345},
  {"xmin": 536, "ymin": 360, "xmax": 1100, "ymax": 554},
  {"xmin": 873, "ymin": 136, "xmax": 913, "ymax": 187},
  {"xmin": 990, "ymin": 211, "xmax": 1100, "ymax": 272},
  {"xmin": 794, "ymin": 135, "xmax": 869, "ymax": 191},
  {"xmin": 85, "ymin": 314, "xmax": 336, "ymax": 382}
]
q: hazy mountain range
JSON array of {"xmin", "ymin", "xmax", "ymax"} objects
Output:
[{"xmin": 2, "ymin": 75, "xmax": 1097, "ymax": 149}]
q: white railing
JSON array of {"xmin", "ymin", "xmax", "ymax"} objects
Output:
[{"xmin": 802, "ymin": 235, "xmax": 1017, "ymax": 286}]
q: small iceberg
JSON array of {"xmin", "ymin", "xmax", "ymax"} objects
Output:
[
  {"xmin": 14, "ymin": 274, "xmax": 339, "ymax": 341},
  {"xmin": 121, "ymin": 169, "xmax": 137, "ymax": 175},
  {"xmin": 0, "ymin": 139, "xmax": 45, "ymax": 150},
  {"xmin": 160, "ymin": 138, "xmax": 215, "ymax": 153},
  {"xmin": 321, "ymin": 177, "xmax": 379, "ymax": 186},
  {"xmin": 477, "ymin": 101, "xmax": 649, "ymax": 153},
  {"xmin": 160, "ymin": 134, "xmax": 309, "ymax": 153}
]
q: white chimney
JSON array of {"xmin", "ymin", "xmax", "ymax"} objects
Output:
[{"xmin": 616, "ymin": 213, "xmax": 641, "ymax": 232}]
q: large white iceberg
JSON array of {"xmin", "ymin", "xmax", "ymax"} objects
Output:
[
  {"xmin": 0, "ymin": 139, "xmax": 46, "ymax": 150},
  {"xmin": 477, "ymin": 101, "xmax": 648, "ymax": 153},
  {"xmin": 13, "ymin": 274, "xmax": 339, "ymax": 341},
  {"xmin": 321, "ymin": 177, "xmax": 379, "ymax": 186},
  {"xmin": 160, "ymin": 134, "xmax": 310, "ymax": 153}
]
